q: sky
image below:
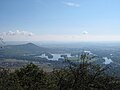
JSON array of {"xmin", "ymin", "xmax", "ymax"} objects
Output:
[{"xmin": 0, "ymin": 0, "xmax": 120, "ymax": 42}]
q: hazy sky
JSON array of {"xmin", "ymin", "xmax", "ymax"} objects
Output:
[{"xmin": 0, "ymin": 0, "xmax": 120, "ymax": 41}]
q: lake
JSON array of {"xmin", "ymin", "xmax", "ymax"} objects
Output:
[
  {"xmin": 36, "ymin": 53, "xmax": 73, "ymax": 61},
  {"xmin": 103, "ymin": 57, "xmax": 113, "ymax": 64}
]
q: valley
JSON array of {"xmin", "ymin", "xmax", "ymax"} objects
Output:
[{"xmin": 1, "ymin": 42, "xmax": 120, "ymax": 75}]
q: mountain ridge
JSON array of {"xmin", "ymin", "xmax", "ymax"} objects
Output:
[{"xmin": 3, "ymin": 43, "xmax": 49, "ymax": 55}]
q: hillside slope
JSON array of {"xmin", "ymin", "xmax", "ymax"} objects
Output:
[{"xmin": 2, "ymin": 43, "xmax": 49, "ymax": 55}]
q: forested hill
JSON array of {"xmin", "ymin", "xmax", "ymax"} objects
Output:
[{"xmin": 1, "ymin": 43, "xmax": 49, "ymax": 55}]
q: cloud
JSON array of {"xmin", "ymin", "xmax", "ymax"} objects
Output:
[
  {"xmin": 29, "ymin": 34, "xmax": 120, "ymax": 42},
  {"xmin": 0, "ymin": 30, "xmax": 34, "ymax": 37},
  {"xmin": 63, "ymin": 2, "xmax": 80, "ymax": 7},
  {"xmin": 82, "ymin": 31, "xmax": 88, "ymax": 35},
  {"xmin": 1, "ymin": 30, "xmax": 120, "ymax": 42}
]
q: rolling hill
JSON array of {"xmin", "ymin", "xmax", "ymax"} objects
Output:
[{"xmin": 2, "ymin": 43, "xmax": 49, "ymax": 55}]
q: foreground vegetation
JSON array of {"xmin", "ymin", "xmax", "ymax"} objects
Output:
[{"xmin": 0, "ymin": 54, "xmax": 120, "ymax": 90}]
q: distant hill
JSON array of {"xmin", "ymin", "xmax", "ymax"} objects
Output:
[{"xmin": 2, "ymin": 43, "xmax": 49, "ymax": 55}]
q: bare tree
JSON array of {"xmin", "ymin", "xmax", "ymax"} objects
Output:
[{"xmin": 0, "ymin": 37, "xmax": 5, "ymax": 49}]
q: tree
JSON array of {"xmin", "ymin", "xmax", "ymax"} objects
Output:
[
  {"xmin": 0, "ymin": 54, "xmax": 120, "ymax": 90},
  {"xmin": 51, "ymin": 53, "xmax": 120, "ymax": 90},
  {"xmin": 15, "ymin": 63, "xmax": 48, "ymax": 90}
]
